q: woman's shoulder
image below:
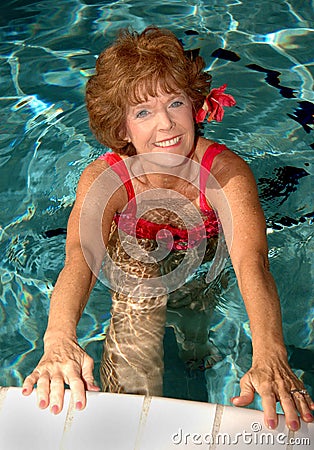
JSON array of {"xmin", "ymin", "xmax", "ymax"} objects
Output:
[
  {"xmin": 80, "ymin": 149, "xmax": 128, "ymax": 179},
  {"xmin": 75, "ymin": 154, "xmax": 128, "ymax": 209},
  {"xmin": 195, "ymin": 137, "xmax": 233, "ymax": 163},
  {"xmin": 197, "ymin": 137, "xmax": 254, "ymax": 180},
  {"xmin": 195, "ymin": 137, "xmax": 230, "ymax": 160},
  {"xmin": 78, "ymin": 156, "xmax": 111, "ymax": 185}
]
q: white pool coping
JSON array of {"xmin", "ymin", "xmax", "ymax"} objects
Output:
[{"xmin": 0, "ymin": 386, "xmax": 313, "ymax": 449}]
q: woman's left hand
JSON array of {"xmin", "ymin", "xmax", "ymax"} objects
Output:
[{"xmin": 231, "ymin": 355, "xmax": 314, "ymax": 431}]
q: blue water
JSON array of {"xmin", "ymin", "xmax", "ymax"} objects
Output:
[{"xmin": 0, "ymin": 0, "xmax": 313, "ymax": 410}]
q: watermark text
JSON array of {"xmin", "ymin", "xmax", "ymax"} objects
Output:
[{"xmin": 171, "ymin": 423, "xmax": 311, "ymax": 446}]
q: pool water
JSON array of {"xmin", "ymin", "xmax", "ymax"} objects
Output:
[{"xmin": 0, "ymin": 0, "xmax": 313, "ymax": 411}]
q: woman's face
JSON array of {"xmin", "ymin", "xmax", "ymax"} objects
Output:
[{"xmin": 123, "ymin": 88, "xmax": 195, "ymax": 163}]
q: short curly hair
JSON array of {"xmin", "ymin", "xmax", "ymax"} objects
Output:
[{"xmin": 85, "ymin": 26, "xmax": 211, "ymax": 156}]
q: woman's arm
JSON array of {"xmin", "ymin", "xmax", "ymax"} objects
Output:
[
  {"xmin": 210, "ymin": 149, "xmax": 314, "ymax": 430},
  {"xmin": 22, "ymin": 160, "xmax": 124, "ymax": 413}
]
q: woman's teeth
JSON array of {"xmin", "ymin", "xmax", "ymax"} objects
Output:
[{"xmin": 154, "ymin": 136, "xmax": 180, "ymax": 147}]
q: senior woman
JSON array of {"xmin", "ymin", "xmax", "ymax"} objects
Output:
[{"xmin": 22, "ymin": 26, "xmax": 313, "ymax": 430}]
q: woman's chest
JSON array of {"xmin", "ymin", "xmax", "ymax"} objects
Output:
[{"xmin": 130, "ymin": 180, "xmax": 206, "ymax": 228}]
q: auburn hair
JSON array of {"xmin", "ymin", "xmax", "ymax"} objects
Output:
[{"xmin": 85, "ymin": 26, "xmax": 212, "ymax": 155}]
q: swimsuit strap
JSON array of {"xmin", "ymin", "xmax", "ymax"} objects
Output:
[
  {"xmin": 99, "ymin": 142, "xmax": 228, "ymax": 211},
  {"xmin": 99, "ymin": 152, "xmax": 135, "ymax": 202},
  {"xmin": 199, "ymin": 143, "xmax": 228, "ymax": 211}
]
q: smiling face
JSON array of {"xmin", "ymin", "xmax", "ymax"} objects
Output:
[
  {"xmin": 123, "ymin": 88, "xmax": 196, "ymax": 163},
  {"xmin": 86, "ymin": 27, "xmax": 212, "ymax": 156}
]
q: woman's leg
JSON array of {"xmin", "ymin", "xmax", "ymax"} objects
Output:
[{"xmin": 100, "ymin": 228, "xmax": 167, "ymax": 395}]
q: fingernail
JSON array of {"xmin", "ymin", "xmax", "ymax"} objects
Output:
[
  {"xmin": 267, "ymin": 420, "xmax": 276, "ymax": 430},
  {"xmin": 305, "ymin": 413, "xmax": 313, "ymax": 421},
  {"xmin": 22, "ymin": 389, "xmax": 28, "ymax": 395},
  {"xmin": 51, "ymin": 405, "xmax": 59, "ymax": 415},
  {"xmin": 290, "ymin": 421, "xmax": 299, "ymax": 431},
  {"xmin": 76, "ymin": 401, "xmax": 83, "ymax": 410},
  {"xmin": 39, "ymin": 400, "xmax": 46, "ymax": 409}
]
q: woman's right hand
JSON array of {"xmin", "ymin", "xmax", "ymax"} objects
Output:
[{"xmin": 22, "ymin": 336, "xmax": 100, "ymax": 414}]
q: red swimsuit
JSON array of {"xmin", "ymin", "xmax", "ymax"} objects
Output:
[{"xmin": 99, "ymin": 143, "xmax": 227, "ymax": 250}]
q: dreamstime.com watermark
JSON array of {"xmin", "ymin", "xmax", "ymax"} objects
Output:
[{"xmin": 171, "ymin": 422, "xmax": 311, "ymax": 447}]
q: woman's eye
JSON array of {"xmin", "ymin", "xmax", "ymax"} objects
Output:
[
  {"xmin": 170, "ymin": 100, "xmax": 184, "ymax": 108},
  {"xmin": 136, "ymin": 110, "xmax": 149, "ymax": 118}
]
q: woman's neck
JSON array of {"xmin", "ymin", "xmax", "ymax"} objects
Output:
[{"xmin": 131, "ymin": 151, "xmax": 199, "ymax": 190}]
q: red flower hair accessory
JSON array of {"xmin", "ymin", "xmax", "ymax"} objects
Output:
[{"xmin": 195, "ymin": 84, "xmax": 236, "ymax": 123}]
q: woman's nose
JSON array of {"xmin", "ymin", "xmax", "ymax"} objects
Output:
[{"xmin": 157, "ymin": 110, "xmax": 174, "ymax": 130}]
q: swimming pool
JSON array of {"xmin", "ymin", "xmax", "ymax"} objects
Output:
[{"xmin": 0, "ymin": 0, "xmax": 313, "ymax": 411}]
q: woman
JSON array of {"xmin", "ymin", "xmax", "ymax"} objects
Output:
[{"xmin": 22, "ymin": 26, "xmax": 313, "ymax": 430}]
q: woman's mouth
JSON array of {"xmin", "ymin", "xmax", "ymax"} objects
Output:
[{"xmin": 154, "ymin": 136, "xmax": 181, "ymax": 148}]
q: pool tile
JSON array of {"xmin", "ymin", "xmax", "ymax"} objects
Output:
[
  {"xmin": 0, "ymin": 387, "xmax": 70, "ymax": 450},
  {"xmin": 61, "ymin": 391, "xmax": 144, "ymax": 450},
  {"xmin": 138, "ymin": 396, "xmax": 217, "ymax": 449}
]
